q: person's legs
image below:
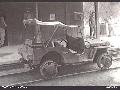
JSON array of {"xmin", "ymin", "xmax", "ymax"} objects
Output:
[
  {"xmin": 0, "ymin": 30, "xmax": 1, "ymax": 46},
  {"xmin": 92, "ymin": 26, "xmax": 95, "ymax": 38},
  {"xmin": 90, "ymin": 26, "xmax": 92, "ymax": 38},
  {"xmin": 0, "ymin": 28, "xmax": 5, "ymax": 46},
  {"xmin": 90, "ymin": 26, "xmax": 95, "ymax": 38},
  {"xmin": 4, "ymin": 28, "xmax": 8, "ymax": 46}
]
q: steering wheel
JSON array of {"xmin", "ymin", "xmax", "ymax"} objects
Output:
[{"xmin": 54, "ymin": 38, "xmax": 67, "ymax": 47}]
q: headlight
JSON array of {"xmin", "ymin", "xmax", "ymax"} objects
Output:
[
  {"xmin": 105, "ymin": 41, "xmax": 110, "ymax": 46},
  {"xmin": 85, "ymin": 41, "xmax": 90, "ymax": 48}
]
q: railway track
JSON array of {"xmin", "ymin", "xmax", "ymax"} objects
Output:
[
  {"xmin": 7, "ymin": 64, "xmax": 120, "ymax": 86},
  {"xmin": 0, "ymin": 58, "xmax": 120, "ymax": 86}
]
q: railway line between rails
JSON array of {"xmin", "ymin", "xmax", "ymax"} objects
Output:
[
  {"xmin": 8, "ymin": 67, "xmax": 120, "ymax": 86},
  {"xmin": 1, "ymin": 58, "xmax": 120, "ymax": 86}
]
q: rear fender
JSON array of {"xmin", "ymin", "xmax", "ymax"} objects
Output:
[{"xmin": 32, "ymin": 47, "xmax": 66, "ymax": 66}]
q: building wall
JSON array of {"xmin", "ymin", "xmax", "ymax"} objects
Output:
[
  {"xmin": 0, "ymin": 2, "xmax": 83, "ymax": 45},
  {"xmin": 38, "ymin": 2, "xmax": 84, "ymax": 38},
  {"xmin": 0, "ymin": 2, "xmax": 35, "ymax": 45},
  {"xmin": 66, "ymin": 2, "xmax": 83, "ymax": 25},
  {"xmin": 38, "ymin": 2, "xmax": 66, "ymax": 23},
  {"xmin": 65, "ymin": 2, "xmax": 84, "ymax": 37}
]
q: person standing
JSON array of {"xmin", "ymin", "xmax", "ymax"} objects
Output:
[
  {"xmin": 108, "ymin": 23, "xmax": 114, "ymax": 37},
  {"xmin": 89, "ymin": 12, "xmax": 95, "ymax": 38},
  {"xmin": 23, "ymin": 8, "xmax": 35, "ymax": 42},
  {"xmin": 0, "ymin": 11, "xmax": 7, "ymax": 47}
]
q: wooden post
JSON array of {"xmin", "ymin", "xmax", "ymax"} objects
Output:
[
  {"xmin": 35, "ymin": 2, "xmax": 42, "ymax": 43},
  {"xmin": 94, "ymin": 2, "xmax": 100, "ymax": 39},
  {"xmin": 35, "ymin": 2, "xmax": 38, "ymax": 19}
]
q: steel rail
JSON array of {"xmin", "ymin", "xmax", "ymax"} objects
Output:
[{"xmin": 6, "ymin": 65, "xmax": 120, "ymax": 86}]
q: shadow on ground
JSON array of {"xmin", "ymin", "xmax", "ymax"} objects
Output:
[{"xmin": 0, "ymin": 53, "xmax": 13, "ymax": 57}]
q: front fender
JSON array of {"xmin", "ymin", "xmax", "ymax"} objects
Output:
[{"xmin": 32, "ymin": 47, "xmax": 65, "ymax": 65}]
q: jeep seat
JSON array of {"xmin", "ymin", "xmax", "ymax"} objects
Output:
[{"xmin": 66, "ymin": 34, "xmax": 85, "ymax": 54}]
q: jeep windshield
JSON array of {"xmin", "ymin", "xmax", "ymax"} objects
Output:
[{"xmin": 23, "ymin": 19, "xmax": 83, "ymax": 43}]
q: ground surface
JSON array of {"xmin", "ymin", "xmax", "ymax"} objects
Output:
[
  {"xmin": 0, "ymin": 39, "xmax": 120, "ymax": 86},
  {"xmin": 0, "ymin": 59, "xmax": 120, "ymax": 86}
]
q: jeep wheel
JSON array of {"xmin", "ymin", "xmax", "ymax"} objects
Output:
[
  {"xmin": 97, "ymin": 53, "xmax": 112, "ymax": 70},
  {"xmin": 40, "ymin": 60, "xmax": 58, "ymax": 79}
]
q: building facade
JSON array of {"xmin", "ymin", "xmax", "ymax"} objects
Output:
[{"xmin": 0, "ymin": 2, "xmax": 83, "ymax": 45}]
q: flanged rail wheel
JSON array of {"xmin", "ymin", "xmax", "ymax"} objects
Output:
[
  {"xmin": 97, "ymin": 53, "xmax": 112, "ymax": 70},
  {"xmin": 40, "ymin": 60, "xmax": 58, "ymax": 79}
]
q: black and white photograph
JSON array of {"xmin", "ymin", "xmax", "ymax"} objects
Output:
[{"xmin": 0, "ymin": 2, "xmax": 120, "ymax": 87}]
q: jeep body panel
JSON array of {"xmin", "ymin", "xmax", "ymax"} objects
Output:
[{"xmin": 32, "ymin": 46, "xmax": 97, "ymax": 65}]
